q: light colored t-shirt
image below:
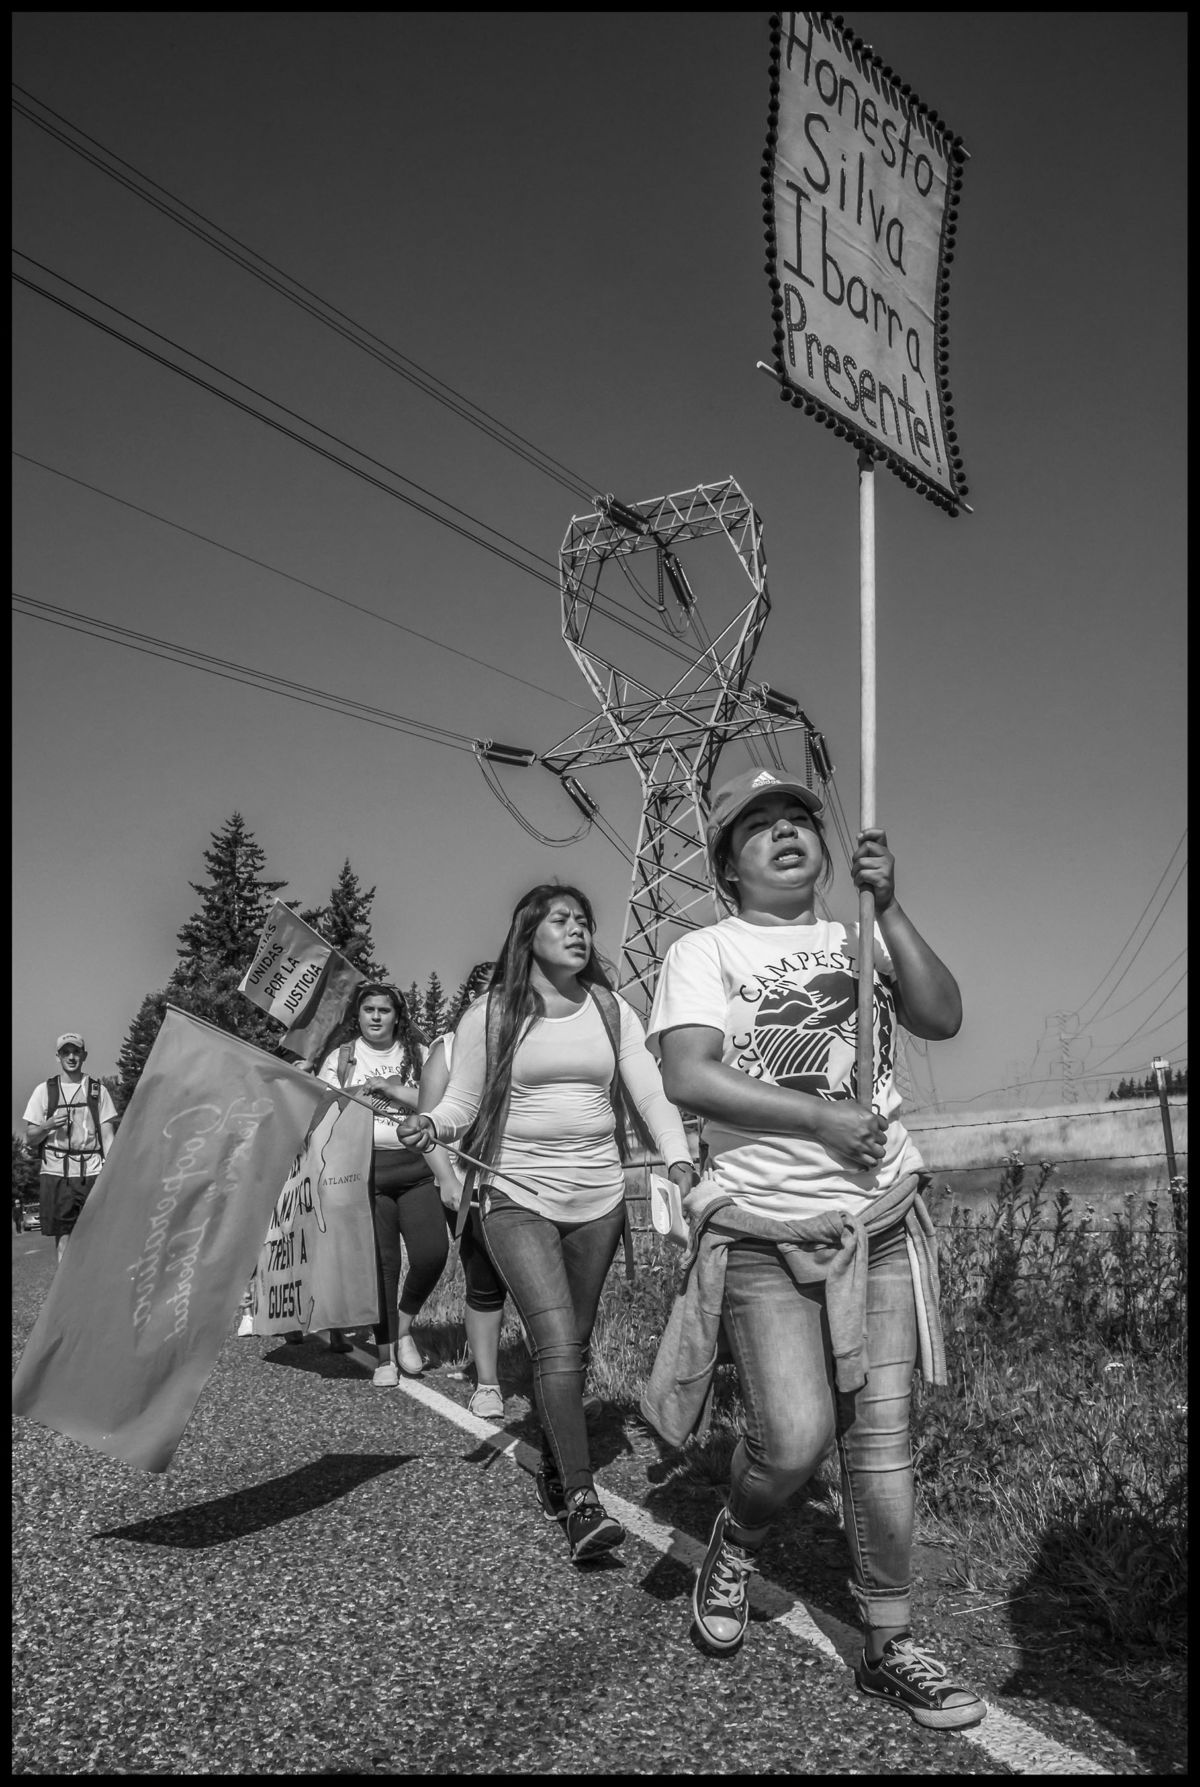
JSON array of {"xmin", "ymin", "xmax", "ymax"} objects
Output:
[
  {"xmin": 426, "ymin": 992, "xmax": 691, "ymax": 1222},
  {"xmin": 24, "ymin": 1076, "xmax": 117, "ymax": 1179},
  {"xmin": 317, "ymin": 1037, "xmax": 423, "ymax": 1150},
  {"xmin": 647, "ymin": 915, "xmax": 924, "ymax": 1220}
]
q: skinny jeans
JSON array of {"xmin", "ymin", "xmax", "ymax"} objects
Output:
[
  {"xmin": 481, "ymin": 1189, "xmax": 625, "ymax": 1495},
  {"xmin": 721, "ymin": 1220, "xmax": 917, "ymax": 1634},
  {"xmin": 369, "ymin": 1150, "xmax": 449, "ymax": 1346}
]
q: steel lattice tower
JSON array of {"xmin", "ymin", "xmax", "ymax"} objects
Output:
[{"xmin": 540, "ymin": 478, "xmax": 829, "ymax": 1015}]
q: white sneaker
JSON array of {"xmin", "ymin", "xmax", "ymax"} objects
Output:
[
  {"xmin": 467, "ymin": 1384, "xmax": 505, "ymax": 1421},
  {"xmin": 237, "ymin": 1311, "xmax": 255, "ymax": 1337},
  {"xmin": 372, "ymin": 1362, "xmax": 400, "ymax": 1387}
]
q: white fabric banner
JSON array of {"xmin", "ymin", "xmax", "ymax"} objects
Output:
[{"xmin": 239, "ymin": 902, "xmax": 338, "ymax": 1027}]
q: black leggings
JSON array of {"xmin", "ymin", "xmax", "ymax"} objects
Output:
[
  {"xmin": 369, "ymin": 1151, "xmax": 449, "ymax": 1346},
  {"xmin": 442, "ymin": 1201, "xmax": 507, "ymax": 1314}
]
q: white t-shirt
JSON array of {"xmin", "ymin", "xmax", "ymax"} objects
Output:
[
  {"xmin": 317, "ymin": 1037, "xmax": 423, "ymax": 1150},
  {"xmin": 426, "ymin": 992, "xmax": 691, "ymax": 1223},
  {"xmin": 647, "ymin": 915, "xmax": 924, "ymax": 1220},
  {"xmin": 24, "ymin": 1076, "xmax": 117, "ymax": 1179}
]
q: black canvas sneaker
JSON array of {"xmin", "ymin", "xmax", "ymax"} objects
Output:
[
  {"xmin": 692, "ymin": 1507, "xmax": 758, "ymax": 1653},
  {"xmin": 855, "ymin": 1635, "xmax": 987, "ymax": 1729}
]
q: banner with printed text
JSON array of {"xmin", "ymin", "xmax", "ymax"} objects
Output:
[
  {"xmin": 765, "ymin": 11, "xmax": 968, "ymax": 512},
  {"xmin": 248, "ymin": 1098, "xmax": 377, "ymax": 1335}
]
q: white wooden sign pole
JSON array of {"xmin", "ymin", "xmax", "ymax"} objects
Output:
[{"xmin": 856, "ymin": 449, "xmax": 877, "ymax": 1107}]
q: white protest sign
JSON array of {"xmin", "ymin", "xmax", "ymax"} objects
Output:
[
  {"xmin": 250, "ymin": 1098, "xmax": 377, "ymax": 1335},
  {"xmin": 765, "ymin": 11, "xmax": 968, "ymax": 512}
]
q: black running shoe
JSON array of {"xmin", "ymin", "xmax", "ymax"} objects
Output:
[
  {"xmin": 565, "ymin": 1489, "xmax": 625, "ymax": 1564},
  {"xmin": 855, "ymin": 1635, "xmax": 986, "ymax": 1730},
  {"xmin": 534, "ymin": 1461, "xmax": 568, "ymax": 1523}
]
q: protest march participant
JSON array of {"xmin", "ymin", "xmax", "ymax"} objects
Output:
[
  {"xmin": 643, "ymin": 769, "xmax": 985, "ymax": 1730},
  {"xmin": 398, "ymin": 884, "xmax": 695, "ymax": 1565},
  {"xmin": 317, "ymin": 984, "xmax": 447, "ymax": 1385},
  {"xmin": 23, "ymin": 1033, "xmax": 117, "ymax": 1264},
  {"xmin": 419, "ymin": 961, "xmax": 509, "ymax": 1421}
]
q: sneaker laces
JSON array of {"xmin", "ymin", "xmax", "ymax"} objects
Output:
[
  {"xmin": 704, "ymin": 1543, "xmax": 757, "ymax": 1612},
  {"xmin": 882, "ymin": 1638, "xmax": 951, "ymax": 1692}
]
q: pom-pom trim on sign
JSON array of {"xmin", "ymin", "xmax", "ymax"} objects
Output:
[{"xmin": 764, "ymin": 11, "xmax": 969, "ymax": 517}]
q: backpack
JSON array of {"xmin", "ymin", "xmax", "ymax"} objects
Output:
[{"xmin": 40, "ymin": 1075, "xmax": 106, "ymax": 1177}]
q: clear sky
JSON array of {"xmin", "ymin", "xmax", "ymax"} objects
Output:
[{"xmin": 11, "ymin": 12, "xmax": 1187, "ymax": 1126}]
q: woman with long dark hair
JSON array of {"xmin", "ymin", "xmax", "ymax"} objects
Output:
[
  {"xmin": 318, "ymin": 982, "xmax": 448, "ymax": 1385},
  {"xmin": 397, "ymin": 885, "xmax": 694, "ymax": 1564}
]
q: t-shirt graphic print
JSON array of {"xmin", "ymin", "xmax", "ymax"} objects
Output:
[{"xmin": 648, "ymin": 916, "xmax": 923, "ymax": 1219}]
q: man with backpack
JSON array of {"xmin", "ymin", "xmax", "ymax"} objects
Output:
[{"xmin": 23, "ymin": 1033, "xmax": 116, "ymax": 1264}]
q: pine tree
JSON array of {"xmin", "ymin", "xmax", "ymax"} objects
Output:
[
  {"xmin": 303, "ymin": 859, "xmax": 389, "ymax": 980},
  {"xmin": 406, "ymin": 981, "xmax": 423, "ymax": 1036},
  {"xmin": 114, "ymin": 814, "xmax": 289, "ymax": 1109},
  {"xmin": 12, "ymin": 1133, "xmax": 39, "ymax": 1202},
  {"xmin": 175, "ymin": 813, "xmax": 286, "ymax": 980},
  {"xmin": 422, "ymin": 970, "xmax": 447, "ymax": 1040}
]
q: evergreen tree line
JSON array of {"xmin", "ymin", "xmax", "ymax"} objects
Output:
[
  {"xmin": 1107, "ymin": 1068, "xmax": 1188, "ymax": 1101},
  {"xmin": 108, "ymin": 813, "xmax": 492, "ymax": 1115}
]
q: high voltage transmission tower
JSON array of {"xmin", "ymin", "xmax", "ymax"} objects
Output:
[{"xmin": 483, "ymin": 479, "xmax": 833, "ymax": 1015}]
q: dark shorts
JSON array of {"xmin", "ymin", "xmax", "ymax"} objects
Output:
[{"xmin": 38, "ymin": 1173, "xmax": 98, "ymax": 1238}]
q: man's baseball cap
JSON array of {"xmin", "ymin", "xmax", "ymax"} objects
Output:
[
  {"xmin": 55, "ymin": 1033, "xmax": 86, "ymax": 1053},
  {"xmin": 705, "ymin": 768, "xmax": 824, "ymax": 870}
]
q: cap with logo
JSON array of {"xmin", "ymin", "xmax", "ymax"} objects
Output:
[
  {"xmin": 705, "ymin": 768, "xmax": 823, "ymax": 871},
  {"xmin": 55, "ymin": 1033, "xmax": 87, "ymax": 1053}
]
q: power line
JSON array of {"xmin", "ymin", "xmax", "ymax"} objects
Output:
[
  {"xmin": 1082, "ymin": 981, "xmax": 1189, "ymax": 1075},
  {"xmin": 14, "ymin": 589, "xmax": 643, "ymax": 861},
  {"xmin": 13, "ymin": 254, "xmax": 701, "ymax": 674},
  {"xmin": 1085, "ymin": 946, "xmax": 1187, "ymax": 1028},
  {"xmin": 12, "ymin": 82, "xmax": 597, "ymax": 501},
  {"xmin": 12, "ymin": 591, "xmax": 480, "ymax": 751},
  {"xmin": 1074, "ymin": 827, "xmax": 1187, "ymax": 1018},
  {"xmin": 13, "ymin": 448, "xmax": 591, "ymax": 716},
  {"xmin": 1081, "ymin": 857, "xmax": 1187, "ymax": 1025},
  {"xmin": 13, "ymin": 251, "xmax": 564, "ymax": 584}
]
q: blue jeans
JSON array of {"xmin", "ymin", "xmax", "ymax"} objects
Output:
[
  {"xmin": 720, "ymin": 1221, "xmax": 916, "ymax": 1635},
  {"xmin": 481, "ymin": 1189, "xmax": 626, "ymax": 1495}
]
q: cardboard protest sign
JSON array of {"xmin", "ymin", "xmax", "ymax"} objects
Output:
[
  {"xmin": 248, "ymin": 1098, "xmax": 377, "ymax": 1335},
  {"xmin": 764, "ymin": 11, "xmax": 969, "ymax": 512},
  {"xmin": 239, "ymin": 901, "xmax": 364, "ymax": 1062},
  {"xmin": 12, "ymin": 1009, "xmax": 342, "ymax": 1471}
]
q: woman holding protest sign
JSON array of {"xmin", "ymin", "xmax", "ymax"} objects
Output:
[
  {"xmin": 641, "ymin": 769, "xmax": 984, "ymax": 1729},
  {"xmin": 397, "ymin": 885, "xmax": 695, "ymax": 1565},
  {"xmin": 317, "ymin": 983, "xmax": 448, "ymax": 1385}
]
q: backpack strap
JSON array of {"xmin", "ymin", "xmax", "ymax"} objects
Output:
[
  {"xmin": 86, "ymin": 1079, "xmax": 106, "ymax": 1162},
  {"xmin": 454, "ymin": 995, "xmax": 507, "ymax": 1240},
  {"xmin": 587, "ymin": 985, "xmax": 653, "ymax": 1282},
  {"xmin": 336, "ymin": 1042, "xmax": 356, "ymax": 1088},
  {"xmin": 38, "ymin": 1076, "xmax": 60, "ymax": 1163}
]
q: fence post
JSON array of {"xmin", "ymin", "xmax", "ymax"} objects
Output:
[{"xmin": 1151, "ymin": 1056, "xmax": 1179, "ymax": 1181}]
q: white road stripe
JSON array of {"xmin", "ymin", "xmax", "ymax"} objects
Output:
[{"xmin": 364, "ymin": 1358, "xmax": 1111, "ymax": 1775}]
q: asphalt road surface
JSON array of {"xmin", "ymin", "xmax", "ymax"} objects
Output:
[{"xmin": 11, "ymin": 1235, "xmax": 1176, "ymax": 1775}]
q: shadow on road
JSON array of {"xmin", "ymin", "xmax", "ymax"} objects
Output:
[
  {"xmin": 999, "ymin": 1513, "xmax": 1186, "ymax": 1774},
  {"xmin": 91, "ymin": 1451, "xmax": 415, "ymax": 1548}
]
